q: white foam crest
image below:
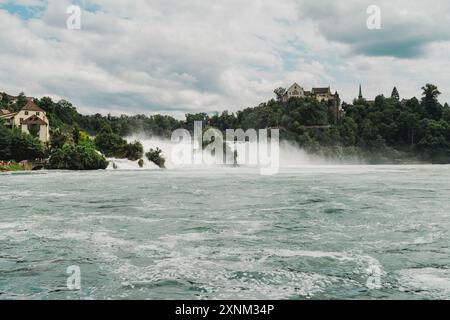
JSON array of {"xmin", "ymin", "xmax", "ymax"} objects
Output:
[
  {"xmin": 107, "ymin": 158, "xmax": 159, "ymax": 170},
  {"xmin": 398, "ymin": 268, "xmax": 450, "ymax": 299}
]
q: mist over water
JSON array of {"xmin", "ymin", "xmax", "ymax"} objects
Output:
[{"xmin": 113, "ymin": 134, "xmax": 336, "ymax": 170}]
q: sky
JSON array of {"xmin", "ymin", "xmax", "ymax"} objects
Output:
[{"xmin": 1, "ymin": 0, "xmax": 450, "ymax": 117}]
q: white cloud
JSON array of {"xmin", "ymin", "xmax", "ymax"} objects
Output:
[{"xmin": 0, "ymin": 0, "xmax": 449, "ymax": 117}]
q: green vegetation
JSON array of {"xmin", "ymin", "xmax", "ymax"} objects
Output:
[
  {"xmin": 2, "ymin": 83, "xmax": 450, "ymax": 165},
  {"xmin": 145, "ymin": 148, "xmax": 166, "ymax": 168},
  {"xmin": 46, "ymin": 123, "xmax": 109, "ymax": 170},
  {"xmin": 182, "ymin": 84, "xmax": 450, "ymax": 163},
  {"xmin": 0, "ymin": 122, "xmax": 45, "ymax": 162},
  {"xmin": 0, "ymin": 92, "xmax": 28, "ymax": 112},
  {"xmin": 94, "ymin": 125, "xmax": 143, "ymax": 161},
  {"xmin": 0, "ymin": 161, "xmax": 29, "ymax": 172},
  {"xmin": 47, "ymin": 144, "xmax": 109, "ymax": 170}
]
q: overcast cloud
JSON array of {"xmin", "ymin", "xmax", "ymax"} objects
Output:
[{"xmin": 0, "ymin": 0, "xmax": 449, "ymax": 117}]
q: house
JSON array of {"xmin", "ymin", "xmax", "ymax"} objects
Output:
[
  {"xmin": 282, "ymin": 83, "xmax": 340, "ymax": 104},
  {"xmin": 283, "ymin": 83, "xmax": 305, "ymax": 101},
  {"xmin": 0, "ymin": 100, "xmax": 50, "ymax": 143},
  {"xmin": 312, "ymin": 87, "xmax": 337, "ymax": 102},
  {"xmin": 281, "ymin": 82, "xmax": 341, "ymax": 123}
]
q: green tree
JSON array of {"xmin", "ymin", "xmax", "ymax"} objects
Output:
[
  {"xmin": 391, "ymin": 87, "xmax": 400, "ymax": 101},
  {"xmin": 421, "ymin": 84, "xmax": 443, "ymax": 119},
  {"xmin": 94, "ymin": 125, "xmax": 127, "ymax": 157},
  {"xmin": 47, "ymin": 144, "xmax": 109, "ymax": 170},
  {"xmin": 274, "ymin": 87, "xmax": 286, "ymax": 101},
  {"xmin": 15, "ymin": 92, "xmax": 28, "ymax": 111},
  {"xmin": 0, "ymin": 125, "xmax": 45, "ymax": 161}
]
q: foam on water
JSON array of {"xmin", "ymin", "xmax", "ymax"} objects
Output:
[
  {"xmin": 1, "ymin": 165, "xmax": 450, "ymax": 299},
  {"xmin": 398, "ymin": 268, "xmax": 450, "ymax": 299},
  {"xmin": 107, "ymin": 158, "xmax": 159, "ymax": 170}
]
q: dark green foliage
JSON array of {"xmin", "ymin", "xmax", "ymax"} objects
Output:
[
  {"xmin": 14, "ymin": 92, "xmax": 28, "ymax": 112},
  {"xmin": 325, "ymin": 85, "xmax": 450, "ymax": 163},
  {"xmin": 47, "ymin": 144, "xmax": 109, "ymax": 170},
  {"xmin": 0, "ymin": 125, "xmax": 45, "ymax": 161},
  {"xmin": 274, "ymin": 87, "xmax": 286, "ymax": 101},
  {"xmin": 122, "ymin": 141, "xmax": 144, "ymax": 161},
  {"xmin": 50, "ymin": 126, "xmax": 77, "ymax": 151},
  {"xmin": 5, "ymin": 83, "xmax": 450, "ymax": 165},
  {"xmin": 0, "ymin": 92, "xmax": 28, "ymax": 112},
  {"xmin": 145, "ymin": 148, "xmax": 165, "ymax": 168},
  {"xmin": 421, "ymin": 84, "xmax": 443, "ymax": 120},
  {"xmin": 94, "ymin": 125, "xmax": 128, "ymax": 157},
  {"xmin": 36, "ymin": 97, "xmax": 79, "ymax": 128},
  {"xmin": 391, "ymin": 87, "xmax": 400, "ymax": 101},
  {"xmin": 79, "ymin": 113, "xmax": 181, "ymax": 137},
  {"xmin": 94, "ymin": 125, "xmax": 143, "ymax": 160}
]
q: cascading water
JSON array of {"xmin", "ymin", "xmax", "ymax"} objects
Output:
[
  {"xmin": 106, "ymin": 158, "xmax": 160, "ymax": 171},
  {"xmin": 113, "ymin": 133, "xmax": 331, "ymax": 171}
]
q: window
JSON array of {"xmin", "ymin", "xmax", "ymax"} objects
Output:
[
  {"xmin": 20, "ymin": 118, "xmax": 23, "ymax": 124},
  {"xmin": 25, "ymin": 111, "xmax": 29, "ymax": 115},
  {"xmin": 36, "ymin": 112, "xmax": 40, "ymax": 116}
]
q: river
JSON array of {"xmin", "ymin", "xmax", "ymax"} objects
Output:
[{"xmin": 1, "ymin": 165, "xmax": 450, "ymax": 299}]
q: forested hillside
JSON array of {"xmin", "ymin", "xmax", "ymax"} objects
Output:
[{"xmin": 1, "ymin": 83, "xmax": 450, "ymax": 164}]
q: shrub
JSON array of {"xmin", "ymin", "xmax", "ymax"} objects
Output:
[
  {"xmin": 94, "ymin": 128, "xmax": 127, "ymax": 157},
  {"xmin": 0, "ymin": 125, "xmax": 45, "ymax": 161},
  {"xmin": 145, "ymin": 148, "xmax": 166, "ymax": 168},
  {"xmin": 94, "ymin": 126, "xmax": 143, "ymax": 160},
  {"xmin": 121, "ymin": 141, "xmax": 144, "ymax": 161},
  {"xmin": 47, "ymin": 144, "xmax": 109, "ymax": 170}
]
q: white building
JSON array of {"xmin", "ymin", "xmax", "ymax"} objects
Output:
[
  {"xmin": 0, "ymin": 100, "xmax": 50, "ymax": 143},
  {"xmin": 279, "ymin": 82, "xmax": 342, "ymax": 124},
  {"xmin": 282, "ymin": 82, "xmax": 339, "ymax": 103}
]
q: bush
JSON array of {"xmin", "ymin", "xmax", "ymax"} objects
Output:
[
  {"xmin": 145, "ymin": 148, "xmax": 166, "ymax": 168},
  {"xmin": 94, "ymin": 126, "xmax": 127, "ymax": 157},
  {"xmin": 121, "ymin": 141, "xmax": 144, "ymax": 161},
  {"xmin": 47, "ymin": 144, "xmax": 109, "ymax": 170},
  {"xmin": 0, "ymin": 125, "xmax": 45, "ymax": 161},
  {"xmin": 94, "ymin": 125, "xmax": 143, "ymax": 160}
]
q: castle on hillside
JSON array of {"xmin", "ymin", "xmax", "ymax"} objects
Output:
[
  {"xmin": 281, "ymin": 82, "xmax": 340, "ymax": 104},
  {"xmin": 276, "ymin": 82, "xmax": 341, "ymax": 123},
  {"xmin": 0, "ymin": 99, "xmax": 50, "ymax": 143}
]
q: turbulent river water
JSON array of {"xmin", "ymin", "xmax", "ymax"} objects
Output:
[{"xmin": 1, "ymin": 165, "xmax": 450, "ymax": 300}]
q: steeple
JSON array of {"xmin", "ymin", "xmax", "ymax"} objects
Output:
[{"xmin": 358, "ymin": 84, "xmax": 363, "ymax": 99}]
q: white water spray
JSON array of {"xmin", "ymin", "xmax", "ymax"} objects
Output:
[{"xmin": 106, "ymin": 133, "xmax": 328, "ymax": 171}]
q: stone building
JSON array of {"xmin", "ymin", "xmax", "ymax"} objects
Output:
[
  {"xmin": 282, "ymin": 82, "xmax": 340, "ymax": 104},
  {"xmin": 280, "ymin": 82, "xmax": 341, "ymax": 123}
]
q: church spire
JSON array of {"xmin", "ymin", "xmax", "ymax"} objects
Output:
[{"xmin": 358, "ymin": 84, "xmax": 363, "ymax": 99}]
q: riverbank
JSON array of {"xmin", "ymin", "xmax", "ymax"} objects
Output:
[{"xmin": 0, "ymin": 162, "xmax": 32, "ymax": 172}]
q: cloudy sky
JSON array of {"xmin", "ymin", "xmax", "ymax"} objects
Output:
[{"xmin": 1, "ymin": 0, "xmax": 449, "ymax": 117}]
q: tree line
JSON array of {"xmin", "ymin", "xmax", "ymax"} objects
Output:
[{"xmin": 1, "ymin": 83, "xmax": 450, "ymax": 166}]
